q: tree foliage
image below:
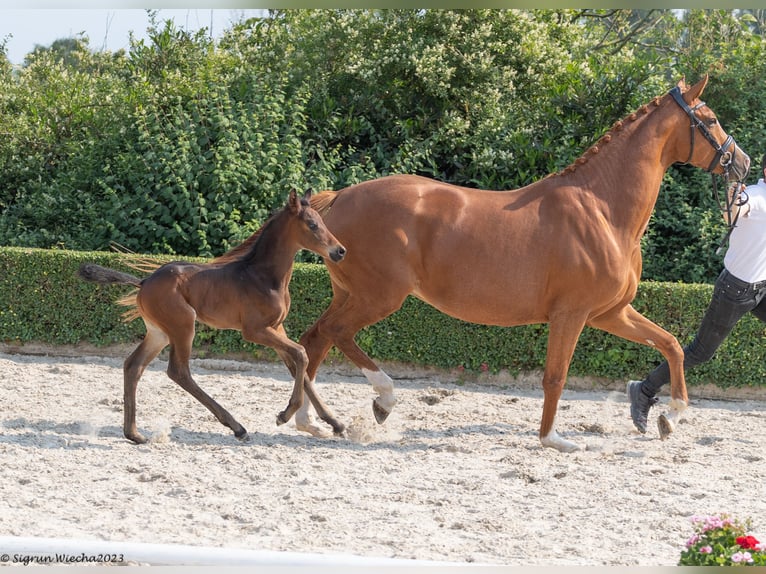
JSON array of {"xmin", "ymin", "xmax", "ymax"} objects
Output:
[{"xmin": 1, "ymin": 9, "xmax": 765, "ymax": 278}]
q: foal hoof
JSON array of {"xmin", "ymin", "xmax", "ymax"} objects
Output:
[
  {"xmin": 657, "ymin": 414, "xmax": 674, "ymax": 441},
  {"xmin": 333, "ymin": 423, "xmax": 347, "ymax": 438},
  {"xmin": 234, "ymin": 427, "xmax": 249, "ymax": 441},
  {"xmin": 125, "ymin": 431, "xmax": 148, "ymax": 445},
  {"xmin": 372, "ymin": 398, "xmax": 391, "ymax": 424},
  {"xmin": 276, "ymin": 411, "xmax": 289, "ymax": 426}
]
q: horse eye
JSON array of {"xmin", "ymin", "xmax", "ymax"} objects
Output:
[
  {"xmin": 707, "ymin": 117, "xmax": 718, "ymax": 127},
  {"xmin": 308, "ymin": 221, "xmax": 319, "ymax": 231}
]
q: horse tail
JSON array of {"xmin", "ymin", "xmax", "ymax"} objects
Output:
[
  {"xmin": 117, "ymin": 292, "xmax": 142, "ymax": 323},
  {"xmin": 310, "ymin": 190, "xmax": 340, "ymax": 217},
  {"xmin": 78, "ymin": 263, "xmax": 143, "ymax": 323}
]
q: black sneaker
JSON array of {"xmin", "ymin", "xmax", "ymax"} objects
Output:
[{"xmin": 626, "ymin": 380, "xmax": 659, "ymax": 434}]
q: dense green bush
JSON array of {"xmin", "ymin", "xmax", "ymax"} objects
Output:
[
  {"xmin": 3, "ymin": 10, "xmax": 766, "ymax": 281},
  {"xmin": 2, "ymin": 247, "xmax": 764, "ymax": 391}
]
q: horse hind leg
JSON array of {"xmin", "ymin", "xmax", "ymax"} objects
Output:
[
  {"xmin": 123, "ymin": 321, "xmax": 169, "ymax": 444},
  {"xmin": 165, "ymin": 330, "xmax": 248, "ymax": 441}
]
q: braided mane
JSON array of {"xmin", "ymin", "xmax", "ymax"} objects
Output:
[{"xmin": 549, "ymin": 95, "xmax": 664, "ymax": 178}]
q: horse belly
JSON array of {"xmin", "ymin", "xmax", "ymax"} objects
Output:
[{"xmin": 412, "ymin": 263, "xmax": 550, "ymax": 327}]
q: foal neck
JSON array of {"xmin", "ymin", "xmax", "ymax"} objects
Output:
[{"xmin": 237, "ymin": 209, "xmax": 301, "ymax": 285}]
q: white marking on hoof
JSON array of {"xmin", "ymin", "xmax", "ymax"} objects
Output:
[
  {"xmin": 540, "ymin": 430, "xmax": 581, "ymax": 453},
  {"xmin": 658, "ymin": 398, "xmax": 687, "ymax": 441},
  {"xmin": 293, "ymin": 387, "xmax": 331, "ymax": 438},
  {"xmin": 362, "ymin": 368, "xmax": 397, "ymax": 413},
  {"xmin": 295, "ymin": 421, "xmax": 332, "ymax": 439},
  {"xmin": 668, "ymin": 397, "xmax": 688, "ymax": 413}
]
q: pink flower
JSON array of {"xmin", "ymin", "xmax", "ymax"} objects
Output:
[
  {"xmin": 480, "ymin": 362, "xmax": 489, "ymax": 372},
  {"xmin": 731, "ymin": 552, "xmax": 752, "ymax": 563},
  {"xmin": 699, "ymin": 546, "xmax": 713, "ymax": 554}
]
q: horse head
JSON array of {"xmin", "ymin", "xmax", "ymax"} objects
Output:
[
  {"xmin": 673, "ymin": 75, "xmax": 750, "ymax": 182},
  {"xmin": 288, "ymin": 189, "xmax": 347, "ymax": 263}
]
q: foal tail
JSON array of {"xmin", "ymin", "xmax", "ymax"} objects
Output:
[
  {"xmin": 78, "ymin": 263, "xmax": 142, "ymax": 287},
  {"xmin": 77, "ymin": 263, "xmax": 143, "ymax": 322},
  {"xmin": 310, "ymin": 190, "xmax": 340, "ymax": 217}
]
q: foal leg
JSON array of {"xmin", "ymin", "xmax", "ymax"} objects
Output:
[
  {"xmin": 589, "ymin": 304, "xmax": 687, "ymax": 439},
  {"xmin": 241, "ymin": 325, "xmax": 312, "ymax": 429},
  {"xmin": 539, "ymin": 313, "xmax": 588, "ymax": 453},
  {"xmin": 166, "ymin": 331, "xmax": 248, "ymax": 440},
  {"xmin": 297, "ymin": 295, "xmax": 351, "ymax": 434},
  {"xmin": 271, "ymin": 326, "xmax": 343, "ymax": 437},
  {"xmin": 122, "ymin": 321, "xmax": 169, "ymax": 444}
]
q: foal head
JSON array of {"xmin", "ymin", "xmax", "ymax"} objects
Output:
[{"xmin": 287, "ymin": 189, "xmax": 346, "ymax": 263}]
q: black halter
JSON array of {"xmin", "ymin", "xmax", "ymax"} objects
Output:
[
  {"xmin": 669, "ymin": 86, "xmax": 737, "ymax": 174},
  {"xmin": 669, "ymin": 86, "xmax": 747, "ymax": 252}
]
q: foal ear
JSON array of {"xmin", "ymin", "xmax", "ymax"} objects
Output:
[
  {"xmin": 682, "ymin": 74, "xmax": 708, "ymax": 104},
  {"xmin": 302, "ymin": 188, "xmax": 313, "ymax": 202},
  {"xmin": 288, "ymin": 189, "xmax": 301, "ymax": 214}
]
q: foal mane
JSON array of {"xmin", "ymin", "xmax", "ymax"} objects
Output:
[
  {"xmin": 211, "ymin": 195, "xmax": 311, "ymax": 265},
  {"xmin": 549, "ymin": 94, "xmax": 664, "ymax": 179}
]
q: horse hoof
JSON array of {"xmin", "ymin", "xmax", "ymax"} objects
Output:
[
  {"xmin": 540, "ymin": 430, "xmax": 581, "ymax": 453},
  {"xmin": 657, "ymin": 414, "xmax": 674, "ymax": 440},
  {"xmin": 125, "ymin": 432, "xmax": 147, "ymax": 445},
  {"xmin": 333, "ymin": 423, "xmax": 347, "ymax": 438},
  {"xmin": 372, "ymin": 398, "xmax": 391, "ymax": 424},
  {"xmin": 276, "ymin": 412, "xmax": 288, "ymax": 426},
  {"xmin": 234, "ymin": 427, "xmax": 249, "ymax": 441}
]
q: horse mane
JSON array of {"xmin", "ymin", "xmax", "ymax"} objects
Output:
[
  {"xmin": 310, "ymin": 190, "xmax": 340, "ymax": 217},
  {"xmin": 212, "ymin": 195, "xmax": 311, "ymax": 265},
  {"xmin": 548, "ymin": 95, "xmax": 664, "ymax": 179}
]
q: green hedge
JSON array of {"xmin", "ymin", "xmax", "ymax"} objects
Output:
[{"xmin": 1, "ymin": 247, "xmax": 765, "ymax": 390}]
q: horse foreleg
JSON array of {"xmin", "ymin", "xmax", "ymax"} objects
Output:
[
  {"xmin": 301, "ymin": 292, "xmax": 402, "ymax": 427},
  {"xmin": 122, "ymin": 322, "xmax": 168, "ymax": 444},
  {"xmin": 539, "ymin": 314, "xmax": 588, "ymax": 453},
  {"xmin": 243, "ymin": 325, "xmax": 309, "ymax": 428},
  {"xmin": 589, "ymin": 304, "xmax": 688, "ymax": 440}
]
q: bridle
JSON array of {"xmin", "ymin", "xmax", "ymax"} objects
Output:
[
  {"xmin": 669, "ymin": 86, "xmax": 738, "ymax": 174},
  {"xmin": 669, "ymin": 86, "xmax": 749, "ymax": 252}
]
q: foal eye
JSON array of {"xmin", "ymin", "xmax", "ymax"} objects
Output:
[{"xmin": 307, "ymin": 221, "xmax": 319, "ymax": 231}]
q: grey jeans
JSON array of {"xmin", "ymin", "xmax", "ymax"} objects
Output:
[{"xmin": 642, "ymin": 268, "xmax": 766, "ymax": 396}]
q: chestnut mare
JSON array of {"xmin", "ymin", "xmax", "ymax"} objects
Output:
[
  {"xmin": 79, "ymin": 190, "xmax": 346, "ymax": 444},
  {"xmin": 294, "ymin": 76, "xmax": 750, "ymax": 452}
]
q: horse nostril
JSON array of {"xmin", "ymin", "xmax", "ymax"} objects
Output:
[{"xmin": 331, "ymin": 245, "xmax": 347, "ymax": 262}]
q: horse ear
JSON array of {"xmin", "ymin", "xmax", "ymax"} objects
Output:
[
  {"xmin": 302, "ymin": 188, "xmax": 313, "ymax": 203},
  {"xmin": 682, "ymin": 74, "xmax": 708, "ymax": 104},
  {"xmin": 288, "ymin": 189, "xmax": 301, "ymax": 213}
]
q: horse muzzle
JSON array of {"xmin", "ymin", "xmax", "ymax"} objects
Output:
[
  {"xmin": 329, "ymin": 244, "xmax": 347, "ymax": 263},
  {"xmin": 730, "ymin": 146, "xmax": 750, "ymax": 182},
  {"xmin": 719, "ymin": 141, "xmax": 750, "ymax": 182}
]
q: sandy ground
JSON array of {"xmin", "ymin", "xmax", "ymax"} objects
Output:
[{"xmin": 0, "ymin": 349, "xmax": 764, "ymax": 566}]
